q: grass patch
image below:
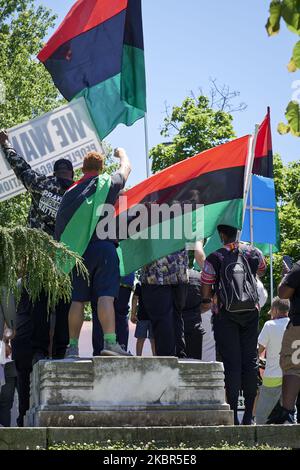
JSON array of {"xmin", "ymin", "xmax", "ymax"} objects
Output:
[{"xmin": 48, "ymin": 441, "xmax": 290, "ymax": 451}]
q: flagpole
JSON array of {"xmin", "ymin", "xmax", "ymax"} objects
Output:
[
  {"xmin": 250, "ymin": 175, "xmax": 254, "ymax": 246},
  {"xmin": 240, "ymin": 125, "xmax": 259, "ymax": 242},
  {"xmin": 269, "ymin": 244, "xmax": 274, "ymax": 303},
  {"xmin": 144, "ymin": 113, "xmax": 151, "ymax": 178}
]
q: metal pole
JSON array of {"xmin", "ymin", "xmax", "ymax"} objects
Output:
[
  {"xmin": 144, "ymin": 113, "xmax": 151, "ymax": 178},
  {"xmin": 250, "ymin": 175, "xmax": 254, "ymax": 246},
  {"xmin": 240, "ymin": 126, "xmax": 259, "ymax": 242},
  {"xmin": 269, "ymin": 244, "xmax": 274, "ymax": 303}
]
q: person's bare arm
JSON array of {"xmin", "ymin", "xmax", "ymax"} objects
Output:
[
  {"xmin": 201, "ymin": 283, "xmax": 213, "ymax": 313},
  {"xmin": 258, "ymin": 344, "xmax": 265, "ymax": 357},
  {"xmin": 201, "ymin": 302, "xmax": 212, "ymax": 313},
  {"xmin": 201, "ymin": 283, "xmax": 213, "ymax": 300},
  {"xmin": 194, "ymin": 240, "xmax": 206, "ymax": 269},
  {"xmin": 114, "ymin": 148, "xmax": 131, "ymax": 183},
  {"xmin": 0, "ymin": 288, "xmax": 16, "ymax": 334},
  {"xmin": 0, "ymin": 129, "xmax": 9, "ymax": 147},
  {"xmin": 130, "ymin": 295, "xmax": 138, "ymax": 324}
]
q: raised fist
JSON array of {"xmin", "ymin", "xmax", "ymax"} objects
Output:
[
  {"xmin": 114, "ymin": 148, "xmax": 127, "ymax": 159},
  {"xmin": 0, "ymin": 129, "xmax": 9, "ymax": 146}
]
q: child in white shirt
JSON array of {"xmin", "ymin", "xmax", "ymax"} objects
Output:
[{"xmin": 255, "ymin": 297, "xmax": 290, "ymax": 424}]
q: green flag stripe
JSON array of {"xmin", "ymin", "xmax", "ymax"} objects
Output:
[
  {"xmin": 74, "ymin": 46, "xmax": 146, "ymax": 140},
  {"xmin": 59, "ymin": 174, "xmax": 111, "ymax": 274},
  {"xmin": 118, "ymin": 198, "xmax": 243, "ymax": 276},
  {"xmin": 121, "ymin": 44, "xmax": 147, "ymax": 112}
]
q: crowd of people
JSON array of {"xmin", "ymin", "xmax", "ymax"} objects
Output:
[{"xmin": 0, "ymin": 129, "xmax": 299, "ymax": 427}]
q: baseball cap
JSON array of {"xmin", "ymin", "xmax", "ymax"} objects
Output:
[{"xmin": 54, "ymin": 159, "xmax": 73, "ymax": 172}]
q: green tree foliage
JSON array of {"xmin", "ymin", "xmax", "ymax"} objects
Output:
[
  {"xmin": 0, "ymin": 1, "xmax": 85, "ymax": 302},
  {"xmin": 150, "ymin": 94, "xmax": 236, "ymax": 173},
  {"xmin": 274, "ymin": 154, "xmax": 300, "ymax": 259},
  {"xmin": 0, "ymin": 226, "xmax": 87, "ymax": 309},
  {"xmin": 266, "ymin": 0, "xmax": 300, "ymax": 136},
  {"xmin": 0, "ymin": 0, "xmax": 61, "ymax": 228},
  {"xmin": 0, "ymin": 2, "xmax": 116, "ymax": 225},
  {"xmin": 0, "ymin": 0, "xmax": 61, "ymax": 127},
  {"xmin": 278, "ymin": 101, "xmax": 300, "ymax": 137},
  {"xmin": 0, "ymin": 193, "xmax": 30, "ymax": 228},
  {"xmin": 259, "ymin": 154, "xmax": 300, "ymax": 326}
]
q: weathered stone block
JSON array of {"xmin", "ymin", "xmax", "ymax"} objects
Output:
[{"xmin": 28, "ymin": 357, "xmax": 233, "ymax": 427}]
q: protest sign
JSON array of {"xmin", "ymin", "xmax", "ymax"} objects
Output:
[{"xmin": 0, "ymin": 97, "xmax": 103, "ymax": 202}]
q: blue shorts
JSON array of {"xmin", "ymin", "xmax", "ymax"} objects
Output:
[
  {"xmin": 72, "ymin": 240, "xmax": 120, "ymax": 302},
  {"xmin": 134, "ymin": 320, "xmax": 154, "ymax": 340}
]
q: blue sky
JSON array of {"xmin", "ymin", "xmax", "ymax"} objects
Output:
[{"xmin": 37, "ymin": 0, "xmax": 300, "ymax": 186}]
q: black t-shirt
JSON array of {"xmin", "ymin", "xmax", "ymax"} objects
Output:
[
  {"xmin": 283, "ymin": 261, "xmax": 300, "ymax": 326},
  {"xmin": 106, "ymin": 173, "xmax": 125, "ymax": 206},
  {"xmin": 134, "ymin": 283, "xmax": 149, "ymax": 321}
]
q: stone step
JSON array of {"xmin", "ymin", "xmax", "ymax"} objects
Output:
[
  {"xmin": 0, "ymin": 425, "xmax": 300, "ymax": 450},
  {"xmin": 28, "ymin": 409, "xmax": 233, "ymax": 427}
]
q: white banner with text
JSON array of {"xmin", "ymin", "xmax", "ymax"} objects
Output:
[{"xmin": 0, "ymin": 97, "xmax": 103, "ymax": 202}]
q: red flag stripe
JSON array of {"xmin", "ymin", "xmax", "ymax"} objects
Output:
[
  {"xmin": 115, "ymin": 135, "xmax": 250, "ymax": 216},
  {"xmin": 38, "ymin": 0, "xmax": 128, "ymax": 63},
  {"xmin": 255, "ymin": 109, "xmax": 272, "ymax": 160}
]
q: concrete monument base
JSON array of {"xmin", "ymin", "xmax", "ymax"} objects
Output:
[{"xmin": 27, "ymin": 357, "xmax": 233, "ymax": 427}]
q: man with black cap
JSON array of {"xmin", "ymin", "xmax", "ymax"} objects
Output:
[
  {"xmin": 0, "ymin": 129, "xmax": 74, "ymax": 425},
  {"xmin": 0, "ymin": 130, "xmax": 74, "ymax": 234}
]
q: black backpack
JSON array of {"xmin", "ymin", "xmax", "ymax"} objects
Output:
[{"xmin": 216, "ymin": 248, "xmax": 259, "ymax": 313}]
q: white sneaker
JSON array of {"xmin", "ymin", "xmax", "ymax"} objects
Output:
[{"xmin": 101, "ymin": 341, "xmax": 133, "ymax": 357}]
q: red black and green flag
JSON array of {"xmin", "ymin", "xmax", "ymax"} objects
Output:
[
  {"xmin": 252, "ymin": 107, "xmax": 274, "ymax": 178},
  {"xmin": 241, "ymin": 108, "xmax": 281, "ymax": 255},
  {"xmin": 116, "ymin": 136, "xmax": 251, "ymax": 275},
  {"xmin": 55, "ymin": 136, "xmax": 250, "ymax": 275},
  {"xmin": 38, "ymin": 0, "xmax": 146, "ymax": 140}
]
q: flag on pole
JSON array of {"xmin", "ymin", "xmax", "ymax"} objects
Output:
[
  {"xmin": 117, "ymin": 136, "xmax": 251, "ymax": 275},
  {"xmin": 55, "ymin": 136, "xmax": 250, "ymax": 276},
  {"xmin": 200, "ymin": 110, "xmax": 280, "ymax": 261},
  {"xmin": 38, "ymin": 0, "xmax": 146, "ymax": 140},
  {"xmin": 241, "ymin": 108, "xmax": 280, "ymax": 254},
  {"xmin": 252, "ymin": 107, "xmax": 274, "ymax": 178}
]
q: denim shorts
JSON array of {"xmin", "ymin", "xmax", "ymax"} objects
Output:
[
  {"xmin": 72, "ymin": 240, "xmax": 120, "ymax": 302},
  {"xmin": 134, "ymin": 320, "xmax": 154, "ymax": 340}
]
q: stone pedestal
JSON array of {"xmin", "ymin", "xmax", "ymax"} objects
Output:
[{"xmin": 27, "ymin": 357, "xmax": 233, "ymax": 427}]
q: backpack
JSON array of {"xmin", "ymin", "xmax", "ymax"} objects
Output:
[{"xmin": 216, "ymin": 248, "xmax": 259, "ymax": 313}]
